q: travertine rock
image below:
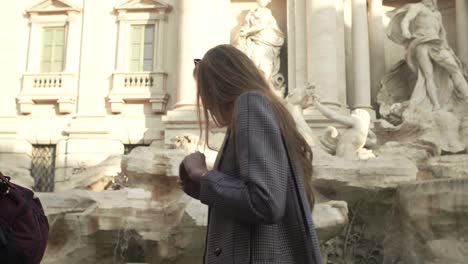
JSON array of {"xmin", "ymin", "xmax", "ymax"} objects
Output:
[
  {"xmin": 39, "ymin": 188, "xmax": 348, "ymax": 264},
  {"xmin": 313, "ymin": 200, "xmax": 348, "ymax": 242},
  {"xmin": 313, "ymin": 155, "xmax": 417, "ymax": 199},
  {"xmin": 425, "ymin": 154, "xmax": 468, "ymax": 179},
  {"xmin": 376, "ymin": 140, "xmax": 437, "ymax": 164},
  {"xmin": 39, "ymin": 188, "xmax": 197, "ymax": 264},
  {"xmin": 0, "ymin": 166, "xmax": 34, "ymax": 189},
  {"xmin": 54, "ymin": 155, "xmax": 122, "ymax": 192},
  {"xmin": 383, "ymin": 179, "xmax": 468, "ymax": 264}
]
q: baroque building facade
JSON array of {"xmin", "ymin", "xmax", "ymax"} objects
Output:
[{"xmin": 0, "ymin": 0, "xmax": 466, "ymax": 192}]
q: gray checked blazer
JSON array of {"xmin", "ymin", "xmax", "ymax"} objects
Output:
[{"xmin": 199, "ymin": 92, "xmax": 322, "ymax": 264}]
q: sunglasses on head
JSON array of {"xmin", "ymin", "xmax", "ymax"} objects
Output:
[{"xmin": 194, "ymin": 59, "xmax": 201, "ymax": 66}]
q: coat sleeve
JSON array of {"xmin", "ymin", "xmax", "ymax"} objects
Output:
[{"xmin": 198, "ymin": 92, "xmax": 289, "ymax": 224}]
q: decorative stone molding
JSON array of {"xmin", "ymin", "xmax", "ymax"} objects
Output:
[
  {"xmin": 17, "ymin": 98, "xmax": 34, "ymax": 115},
  {"xmin": 109, "ymin": 0, "xmax": 172, "ymax": 115},
  {"xmin": 149, "ymin": 94, "xmax": 170, "ymax": 114},
  {"xmin": 20, "ymin": 0, "xmax": 81, "ymax": 115},
  {"xmin": 114, "ymin": 0, "xmax": 172, "ymax": 14},
  {"xmin": 18, "ymin": 73, "xmax": 77, "ymax": 115},
  {"xmin": 57, "ymin": 97, "xmax": 76, "ymax": 114},
  {"xmin": 26, "ymin": 0, "xmax": 80, "ymax": 15}
]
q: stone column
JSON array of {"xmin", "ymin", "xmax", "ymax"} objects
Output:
[
  {"xmin": 26, "ymin": 19, "xmax": 40, "ymax": 73},
  {"xmin": 163, "ymin": 0, "xmax": 230, "ymax": 145},
  {"xmin": 456, "ymin": 0, "xmax": 468, "ymax": 66},
  {"xmin": 64, "ymin": 12, "xmax": 80, "ymax": 72},
  {"xmin": 115, "ymin": 14, "xmax": 127, "ymax": 72},
  {"xmin": 344, "ymin": 0, "xmax": 354, "ymax": 108},
  {"xmin": 306, "ymin": 0, "xmax": 345, "ymax": 109},
  {"xmin": 368, "ymin": 0, "xmax": 385, "ymax": 109},
  {"xmin": 173, "ymin": 0, "xmax": 230, "ymax": 109},
  {"xmin": 351, "ymin": 0, "xmax": 373, "ymax": 115},
  {"xmin": 336, "ymin": 0, "xmax": 347, "ymax": 107},
  {"xmin": 288, "ymin": 0, "xmax": 307, "ymax": 91}
]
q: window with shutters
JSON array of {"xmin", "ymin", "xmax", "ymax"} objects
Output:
[
  {"xmin": 129, "ymin": 25, "xmax": 155, "ymax": 72},
  {"xmin": 19, "ymin": 0, "xmax": 81, "ymax": 115},
  {"xmin": 41, "ymin": 26, "xmax": 66, "ymax": 73},
  {"xmin": 109, "ymin": 0, "xmax": 172, "ymax": 115}
]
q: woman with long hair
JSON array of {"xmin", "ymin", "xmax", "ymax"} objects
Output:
[{"xmin": 179, "ymin": 44, "xmax": 322, "ymax": 264}]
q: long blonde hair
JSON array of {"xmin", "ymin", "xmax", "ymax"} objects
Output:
[{"xmin": 194, "ymin": 44, "xmax": 315, "ymax": 208}]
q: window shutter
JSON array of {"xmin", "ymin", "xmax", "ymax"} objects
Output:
[
  {"xmin": 41, "ymin": 27, "xmax": 65, "ymax": 73},
  {"xmin": 143, "ymin": 25, "xmax": 154, "ymax": 72},
  {"xmin": 129, "ymin": 24, "xmax": 154, "ymax": 72},
  {"xmin": 52, "ymin": 27, "xmax": 65, "ymax": 72},
  {"xmin": 130, "ymin": 25, "xmax": 143, "ymax": 71},
  {"xmin": 41, "ymin": 28, "xmax": 53, "ymax": 72}
]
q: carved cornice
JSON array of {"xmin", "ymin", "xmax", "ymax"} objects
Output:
[
  {"xmin": 26, "ymin": 0, "xmax": 81, "ymax": 16},
  {"xmin": 114, "ymin": 0, "xmax": 172, "ymax": 14}
]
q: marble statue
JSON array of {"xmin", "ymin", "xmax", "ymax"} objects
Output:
[
  {"xmin": 236, "ymin": 0, "xmax": 285, "ymax": 95},
  {"xmin": 378, "ymin": 0, "xmax": 468, "ymax": 154},
  {"xmin": 311, "ymin": 96, "xmax": 375, "ymax": 160},
  {"xmin": 284, "ymin": 83, "xmax": 318, "ymax": 150},
  {"xmin": 169, "ymin": 134, "xmax": 223, "ymax": 169},
  {"xmin": 169, "ymin": 134, "xmax": 199, "ymax": 152},
  {"xmin": 387, "ymin": 0, "xmax": 468, "ymax": 111}
]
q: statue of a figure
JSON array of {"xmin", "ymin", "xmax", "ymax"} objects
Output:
[
  {"xmin": 311, "ymin": 96, "xmax": 375, "ymax": 160},
  {"xmin": 236, "ymin": 0, "xmax": 285, "ymax": 94},
  {"xmin": 387, "ymin": 0, "xmax": 468, "ymax": 111},
  {"xmin": 284, "ymin": 83, "xmax": 318, "ymax": 150}
]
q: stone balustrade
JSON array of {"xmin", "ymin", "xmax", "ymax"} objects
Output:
[
  {"xmin": 31, "ymin": 75, "xmax": 63, "ymax": 88},
  {"xmin": 109, "ymin": 71, "xmax": 169, "ymax": 114},
  {"xmin": 18, "ymin": 72, "xmax": 78, "ymax": 114}
]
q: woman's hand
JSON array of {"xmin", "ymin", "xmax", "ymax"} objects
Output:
[
  {"xmin": 182, "ymin": 151, "xmax": 208, "ymax": 183},
  {"xmin": 179, "ymin": 161, "xmax": 201, "ymax": 199},
  {"xmin": 178, "ymin": 151, "xmax": 208, "ymax": 199}
]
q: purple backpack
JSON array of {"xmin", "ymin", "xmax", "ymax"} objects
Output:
[{"xmin": 0, "ymin": 173, "xmax": 49, "ymax": 264}]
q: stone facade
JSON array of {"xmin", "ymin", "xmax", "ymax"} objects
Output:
[
  {"xmin": 0, "ymin": 0, "xmax": 465, "ymax": 189},
  {"xmin": 1, "ymin": 0, "xmax": 468, "ymax": 263}
]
